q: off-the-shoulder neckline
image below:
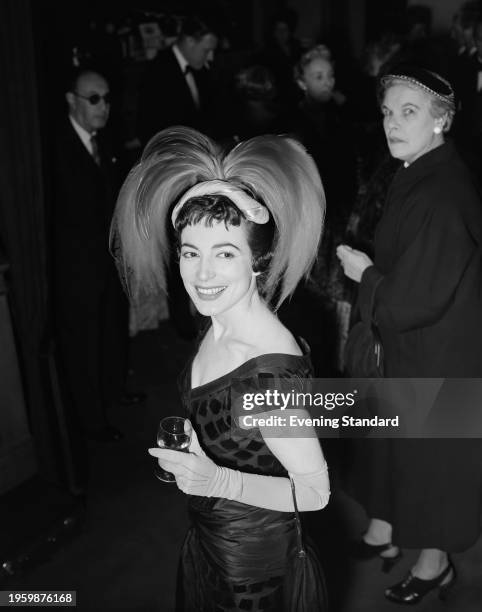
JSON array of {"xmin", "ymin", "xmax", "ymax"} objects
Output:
[{"xmin": 188, "ymin": 337, "xmax": 310, "ymax": 396}]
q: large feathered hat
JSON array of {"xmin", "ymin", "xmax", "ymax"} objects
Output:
[{"xmin": 111, "ymin": 126, "xmax": 325, "ymax": 309}]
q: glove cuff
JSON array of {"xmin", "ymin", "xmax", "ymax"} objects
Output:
[{"xmin": 205, "ymin": 466, "xmax": 243, "ymax": 500}]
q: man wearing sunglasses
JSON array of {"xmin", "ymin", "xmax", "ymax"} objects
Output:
[
  {"xmin": 51, "ymin": 68, "xmax": 138, "ymax": 449},
  {"xmin": 66, "ymin": 70, "xmax": 111, "ymax": 142}
]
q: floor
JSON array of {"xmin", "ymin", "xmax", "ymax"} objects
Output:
[{"xmin": 7, "ymin": 323, "xmax": 482, "ymax": 611}]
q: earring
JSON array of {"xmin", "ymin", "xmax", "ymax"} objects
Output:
[{"xmin": 434, "ymin": 125, "xmax": 442, "ymax": 134}]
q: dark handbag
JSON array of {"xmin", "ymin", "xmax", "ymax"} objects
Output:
[
  {"xmin": 344, "ymin": 276, "xmax": 384, "ymax": 377},
  {"xmin": 283, "ymin": 479, "xmax": 329, "ymax": 612}
]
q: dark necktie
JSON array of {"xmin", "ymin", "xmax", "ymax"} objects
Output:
[{"xmin": 90, "ymin": 134, "xmax": 101, "ymax": 166}]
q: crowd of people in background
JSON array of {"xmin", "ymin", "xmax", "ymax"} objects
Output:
[
  {"xmin": 53, "ymin": 3, "xmax": 482, "ymax": 360},
  {"xmin": 49, "ymin": 1, "xmax": 482, "ymax": 441}
]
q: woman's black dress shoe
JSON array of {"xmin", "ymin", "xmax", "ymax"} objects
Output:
[
  {"xmin": 352, "ymin": 540, "xmax": 402, "ymax": 573},
  {"xmin": 385, "ymin": 560, "xmax": 456, "ymax": 604}
]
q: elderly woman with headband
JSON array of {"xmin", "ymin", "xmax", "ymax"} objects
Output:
[
  {"xmin": 337, "ymin": 66, "xmax": 482, "ymax": 604},
  {"xmin": 112, "ymin": 127, "xmax": 330, "ymax": 610}
]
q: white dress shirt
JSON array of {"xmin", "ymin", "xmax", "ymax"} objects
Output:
[
  {"xmin": 69, "ymin": 115, "xmax": 96, "ymax": 155},
  {"xmin": 172, "ymin": 44, "xmax": 200, "ymax": 108}
]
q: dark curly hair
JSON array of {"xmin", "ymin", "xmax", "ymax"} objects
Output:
[{"xmin": 174, "ymin": 194, "xmax": 276, "ymax": 282}]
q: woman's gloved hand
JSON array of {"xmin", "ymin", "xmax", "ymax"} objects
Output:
[
  {"xmin": 148, "ymin": 422, "xmax": 222, "ymax": 496},
  {"xmin": 149, "ymin": 421, "xmax": 329, "ymax": 511}
]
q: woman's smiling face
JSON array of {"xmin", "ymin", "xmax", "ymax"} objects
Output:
[{"xmin": 179, "ymin": 220, "xmax": 256, "ymax": 317}]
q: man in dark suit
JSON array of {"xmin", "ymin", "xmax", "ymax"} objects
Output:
[
  {"xmin": 138, "ymin": 16, "xmax": 219, "ymax": 339},
  {"xmin": 52, "ymin": 68, "xmax": 140, "ymax": 443},
  {"xmin": 138, "ymin": 15, "xmax": 218, "ymax": 144}
]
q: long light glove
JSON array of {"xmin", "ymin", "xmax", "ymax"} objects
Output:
[{"xmin": 148, "ymin": 425, "xmax": 330, "ymax": 512}]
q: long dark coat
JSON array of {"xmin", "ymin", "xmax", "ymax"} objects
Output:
[
  {"xmin": 354, "ymin": 141, "xmax": 482, "ymax": 550},
  {"xmin": 360, "ymin": 140, "xmax": 482, "ymax": 378},
  {"xmin": 51, "ymin": 118, "xmax": 128, "ymax": 432}
]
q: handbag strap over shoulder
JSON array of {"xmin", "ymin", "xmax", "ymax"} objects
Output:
[{"xmin": 290, "ymin": 477, "xmax": 306, "ymax": 557}]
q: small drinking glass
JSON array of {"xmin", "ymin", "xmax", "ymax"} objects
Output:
[{"xmin": 154, "ymin": 416, "xmax": 192, "ymax": 482}]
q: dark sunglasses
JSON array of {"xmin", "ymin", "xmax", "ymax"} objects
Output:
[{"xmin": 73, "ymin": 92, "xmax": 111, "ymax": 105}]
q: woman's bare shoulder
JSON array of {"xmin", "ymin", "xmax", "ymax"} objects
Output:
[{"xmin": 243, "ymin": 320, "xmax": 302, "ymax": 359}]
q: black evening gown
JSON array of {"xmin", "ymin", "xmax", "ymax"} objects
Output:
[{"xmin": 176, "ymin": 341, "xmax": 326, "ymax": 611}]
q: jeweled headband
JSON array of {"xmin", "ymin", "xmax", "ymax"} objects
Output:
[
  {"xmin": 380, "ymin": 65, "xmax": 455, "ymax": 108},
  {"xmin": 171, "ymin": 179, "xmax": 270, "ymax": 226}
]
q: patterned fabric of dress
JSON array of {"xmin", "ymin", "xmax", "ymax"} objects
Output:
[{"xmin": 176, "ymin": 342, "xmax": 314, "ymax": 611}]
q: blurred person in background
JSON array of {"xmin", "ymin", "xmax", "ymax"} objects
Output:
[
  {"xmin": 138, "ymin": 13, "xmax": 218, "ymax": 145},
  {"xmin": 52, "ymin": 68, "xmax": 143, "ymax": 445},
  {"xmin": 356, "ymin": 33, "xmax": 402, "ymax": 127},
  {"xmin": 231, "ymin": 65, "xmax": 282, "ymax": 140},
  {"xmin": 138, "ymin": 14, "xmax": 220, "ymax": 340},
  {"xmin": 258, "ymin": 8, "xmax": 302, "ymax": 116},
  {"xmin": 452, "ymin": 16, "xmax": 482, "ymax": 180},
  {"xmin": 292, "ymin": 45, "xmax": 357, "ymax": 374},
  {"xmin": 450, "ymin": 5, "xmax": 478, "ymax": 61}
]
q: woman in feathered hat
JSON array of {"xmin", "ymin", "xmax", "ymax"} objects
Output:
[{"xmin": 112, "ymin": 127, "xmax": 330, "ymax": 610}]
